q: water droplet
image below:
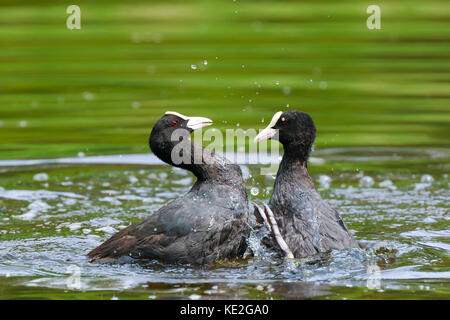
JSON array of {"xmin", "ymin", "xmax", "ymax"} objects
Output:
[
  {"xmin": 250, "ymin": 187, "xmax": 259, "ymax": 196},
  {"xmin": 359, "ymin": 176, "xmax": 374, "ymax": 187},
  {"xmin": 421, "ymin": 174, "xmax": 434, "ymax": 183},
  {"xmin": 190, "ymin": 64, "xmax": 197, "ymax": 70},
  {"xmin": 318, "ymin": 175, "xmax": 332, "ymax": 189},
  {"xmin": 33, "ymin": 173, "xmax": 49, "ymax": 182},
  {"xmin": 128, "ymin": 176, "xmax": 139, "ymax": 184},
  {"xmin": 379, "ymin": 179, "xmax": 396, "ymax": 190}
]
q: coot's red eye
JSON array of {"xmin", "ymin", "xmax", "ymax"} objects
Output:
[
  {"xmin": 171, "ymin": 121, "xmax": 178, "ymax": 127},
  {"xmin": 281, "ymin": 117, "xmax": 288, "ymax": 125}
]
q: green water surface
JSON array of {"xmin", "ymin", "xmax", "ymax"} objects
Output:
[{"xmin": 0, "ymin": 0, "xmax": 449, "ymax": 300}]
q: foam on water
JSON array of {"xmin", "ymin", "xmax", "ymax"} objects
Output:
[{"xmin": 0, "ymin": 189, "xmax": 86, "ymax": 202}]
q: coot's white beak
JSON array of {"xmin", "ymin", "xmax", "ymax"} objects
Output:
[
  {"xmin": 254, "ymin": 111, "xmax": 282, "ymax": 142},
  {"xmin": 186, "ymin": 116, "xmax": 213, "ymax": 130},
  {"xmin": 165, "ymin": 111, "xmax": 213, "ymax": 130}
]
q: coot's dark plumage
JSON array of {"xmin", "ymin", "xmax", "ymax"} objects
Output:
[
  {"xmin": 88, "ymin": 111, "xmax": 250, "ymax": 265},
  {"xmin": 254, "ymin": 110, "xmax": 357, "ymax": 258}
]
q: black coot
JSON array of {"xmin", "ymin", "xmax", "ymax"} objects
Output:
[
  {"xmin": 87, "ymin": 111, "xmax": 250, "ymax": 265},
  {"xmin": 254, "ymin": 110, "xmax": 357, "ymax": 258}
]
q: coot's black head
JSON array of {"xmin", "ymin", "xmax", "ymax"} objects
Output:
[
  {"xmin": 149, "ymin": 111, "xmax": 212, "ymax": 165},
  {"xmin": 255, "ymin": 110, "xmax": 316, "ymax": 162}
]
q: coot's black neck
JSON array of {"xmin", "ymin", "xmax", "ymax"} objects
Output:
[
  {"xmin": 186, "ymin": 140, "xmax": 242, "ymax": 185},
  {"xmin": 152, "ymin": 136, "xmax": 243, "ymax": 186},
  {"xmin": 276, "ymin": 148, "xmax": 315, "ymax": 191}
]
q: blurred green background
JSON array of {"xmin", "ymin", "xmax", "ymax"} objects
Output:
[{"xmin": 0, "ymin": 0, "xmax": 449, "ymax": 160}]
